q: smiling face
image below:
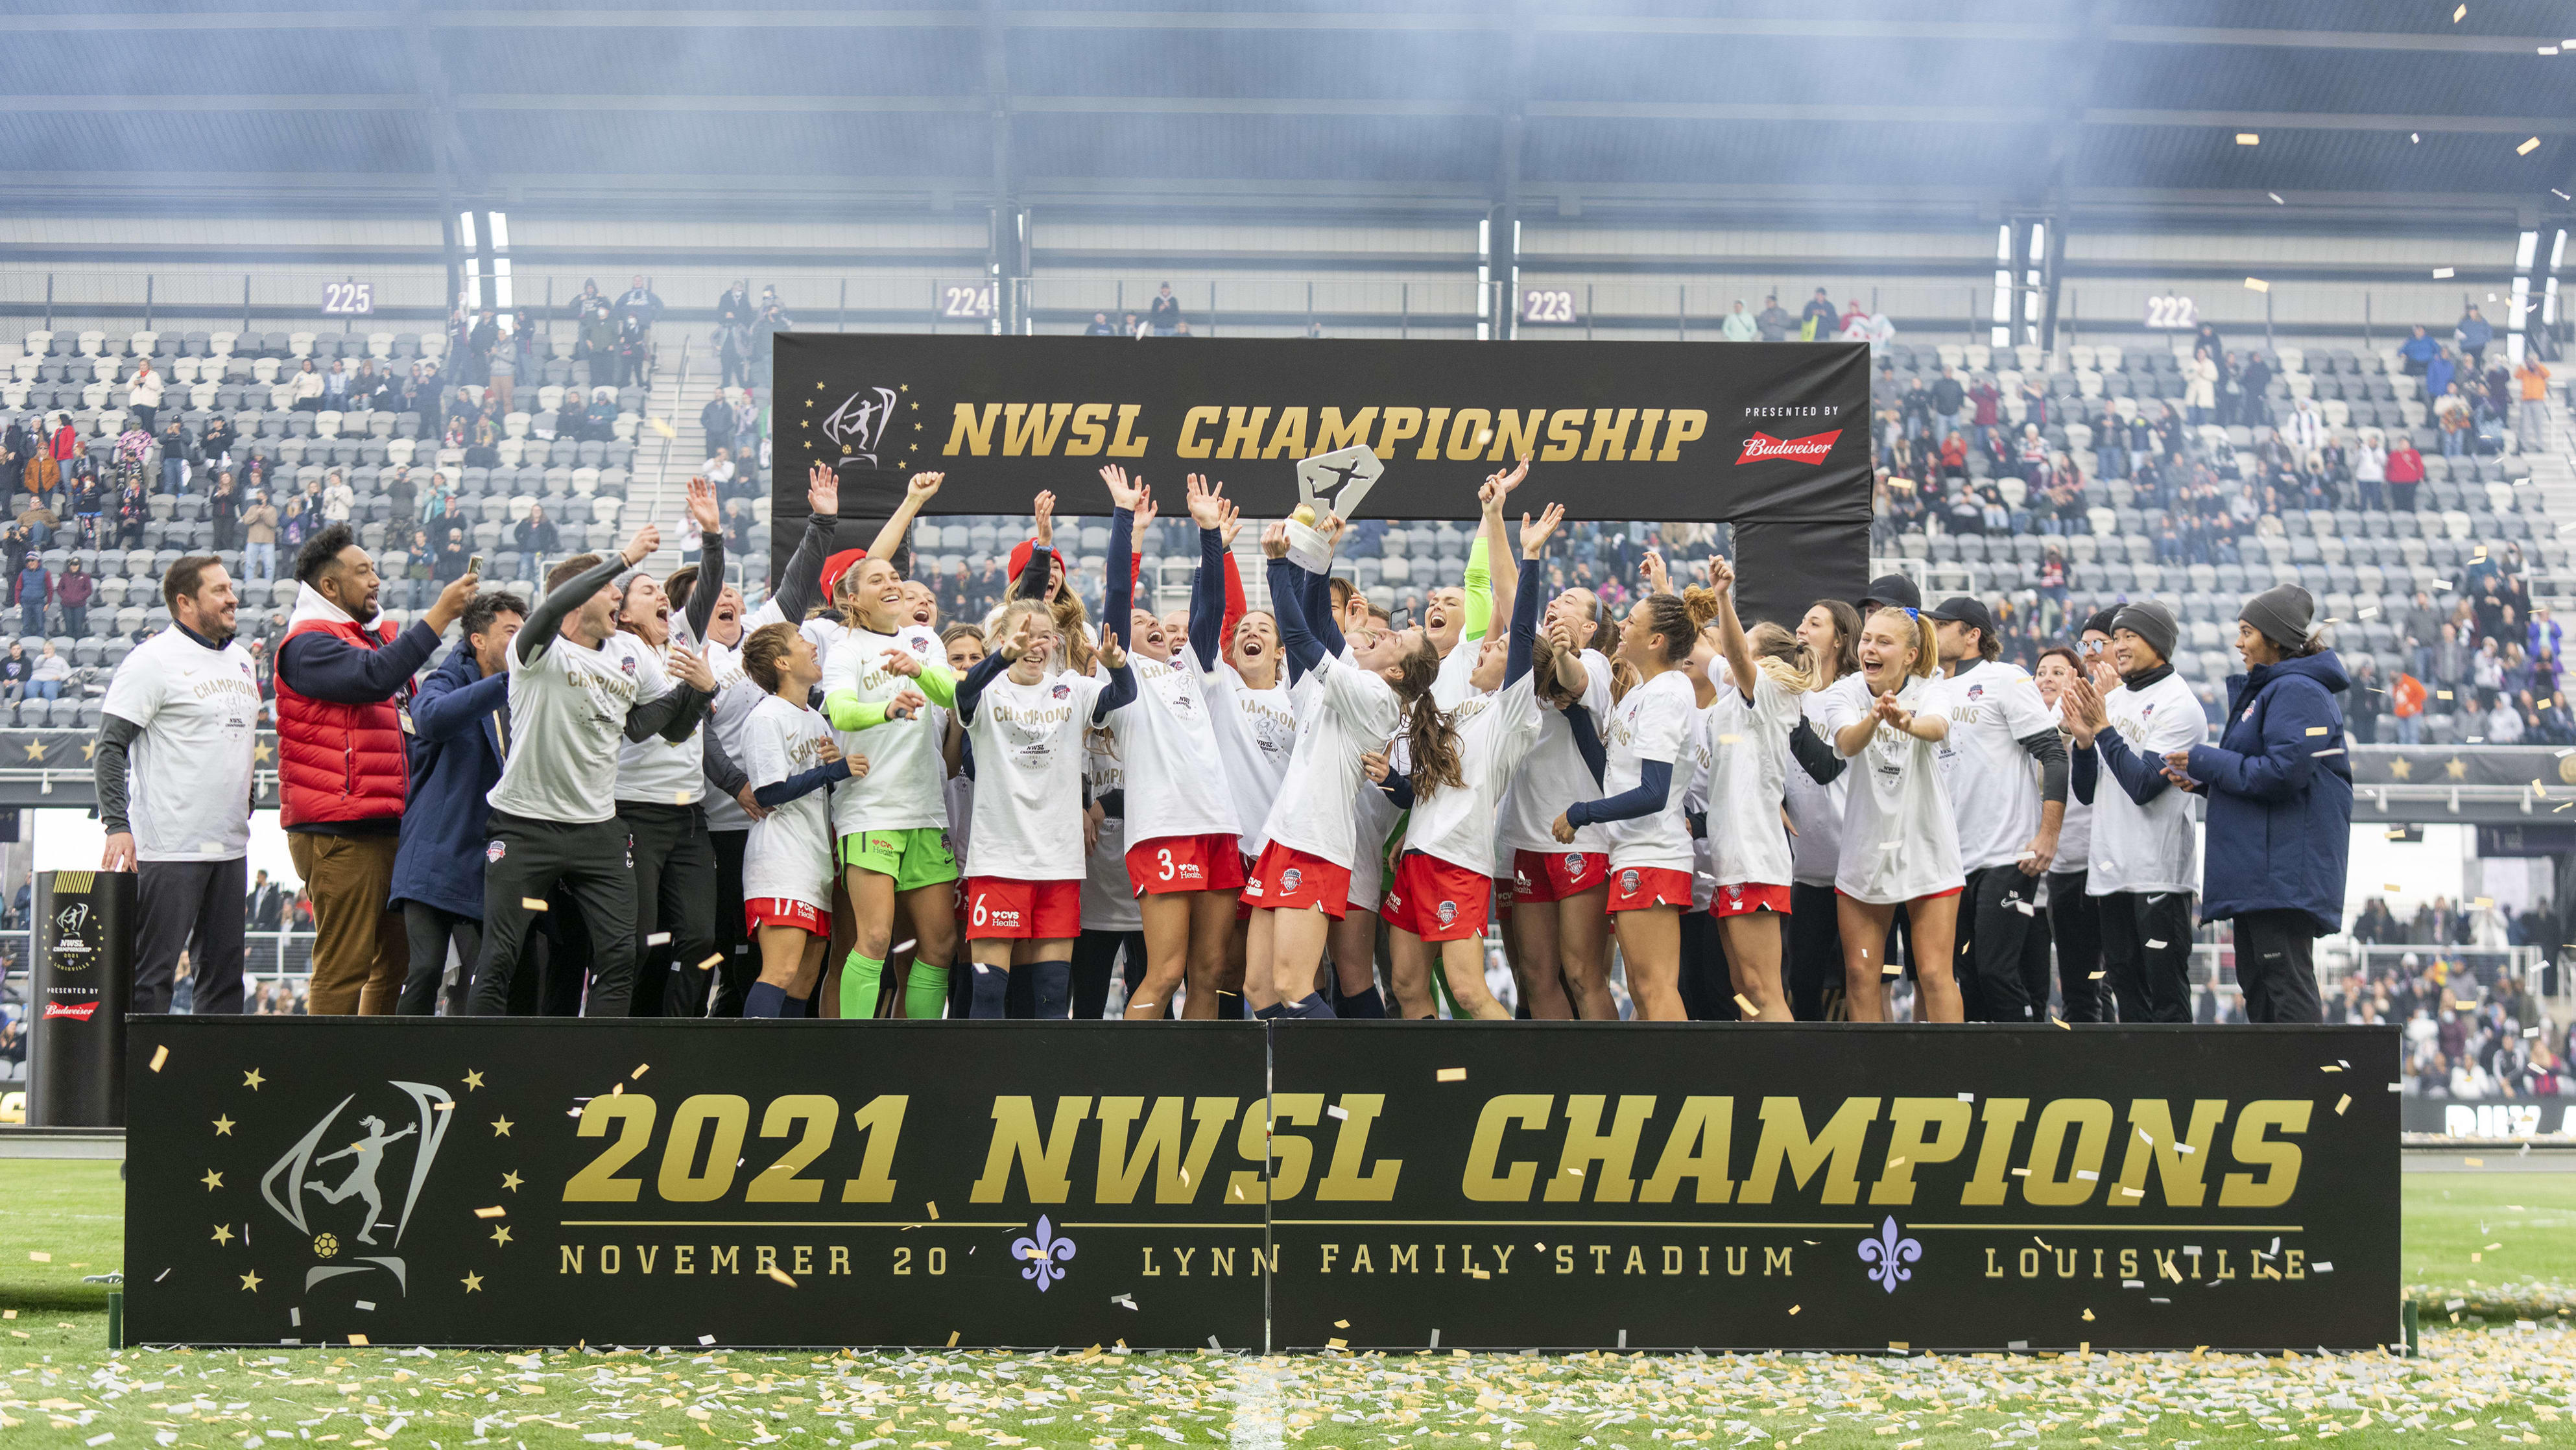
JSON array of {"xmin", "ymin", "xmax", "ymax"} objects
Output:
[
  {"xmin": 899, "ymin": 578, "xmax": 938, "ymax": 628},
  {"xmin": 1546, "ymin": 588, "xmax": 1599, "ymax": 648},
  {"xmin": 2110, "ymin": 626, "xmax": 2164, "ymax": 674},
  {"xmin": 844, "ymin": 558, "xmax": 907, "ymax": 634},
  {"xmin": 1616, "ymin": 601, "xmax": 1663, "ymax": 668},
  {"xmin": 1350, "ymin": 623, "xmax": 1420, "ymax": 678},
  {"xmin": 1230, "ymin": 611, "xmax": 1278, "ymax": 672},
  {"xmin": 2033, "ymin": 652, "xmax": 2079, "ymax": 706},
  {"xmin": 945, "ymin": 631, "xmax": 986, "ymax": 674},
  {"xmin": 1796, "ymin": 605, "xmax": 1843, "ymax": 666},
  {"xmin": 1467, "ymin": 628, "xmax": 1510, "ymax": 694},
  {"xmin": 619, "ymin": 573, "xmax": 671, "ymax": 647},
  {"xmin": 1128, "ymin": 608, "xmax": 1173, "ymax": 663},
  {"xmin": 707, "ymin": 584, "xmax": 745, "ymax": 647},
  {"xmin": 1424, "ymin": 586, "xmax": 1466, "ymax": 653},
  {"xmin": 1856, "ymin": 613, "xmax": 1919, "ymax": 693}
]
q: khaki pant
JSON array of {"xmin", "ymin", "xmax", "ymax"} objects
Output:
[{"xmin": 289, "ymin": 832, "xmax": 407, "ymax": 1015}]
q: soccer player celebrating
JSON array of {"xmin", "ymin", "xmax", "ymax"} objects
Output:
[
  {"xmin": 1827, "ymin": 607, "xmax": 1964, "ymax": 1022},
  {"xmin": 1499, "ymin": 588, "xmax": 1615, "ymax": 1019},
  {"xmin": 737, "ymin": 622, "xmax": 877, "ymax": 1017},
  {"xmin": 1782, "ymin": 600, "xmax": 1862, "ymax": 1019},
  {"xmin": 953, "ymin": 587, "xmax": 1137, "ymax": 1018},
  {"xmin": 2060, "ymin": 601, "xmax": 2203, "ymax": 1022},
  {"xmin": 1698, "ymin": 556, "xmax": 1811, "ymax": 1021},
  {"xmin": 1549, "ymin": 589, "xmax": 1711, "ymax": 1020},
  {"xmin": 466, "ymin": 523, "xmax": 716, "ymax": 1017},
  {"xmin": 97, "ymin": 556, "xmax": 259, "ymax": 1016}
]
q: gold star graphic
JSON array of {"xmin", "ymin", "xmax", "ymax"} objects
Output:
[
  {"xmin": 501, "ymin": 1171, "xmax": 523, "ymax": 1193},
  {"xmin": 211, "ymin": 1224, "xmax": 235, "ymax": 1245},
  {"xmin": 900, "ymin": 385, "xmax": 909, "ymax": 392},
  {"xmin": 461, "ymin": 1272, "xmax": 484, "ymax": 1293},
  {"xmin": 490, "ymin": 1115, "xmax": 514, "ymax": 1137},
  {"xmin": 23, "ymin": 741, "xmax": 45, "ymax": 760},
  {"xmin": 2388, "ymin": 756, "xmax": 2413, "ymax": 779},
  {"xmin": 80, "ymin": 741, "xmax": 96, "ymax": 761},
  {"xmin": 201, "ymin": 1169, "xmax": 224, "ymax": 1190},
  {"xmin": 490, "ymin": 1225, "xmax": 513, "ymax": 1247},
  {"xmin": 815, "ymin": 381, "xmax": 826, "ymax": 390},
  {"xmin": 212, "ymin": 1114, "xmax": 235, "ymax": 1136},
  {"xmin": 239, "ymin": 1270, "xmax": 262, "ymax": 1292},
  {"xmin": 253, "ymin": 741, "xmax": 273, "ymax": 764},
  {"xmin": 462, "ymin": 1069, "xmax": 484, "ymax": 1091},
  {"xmin": 243, "ymin": 1069, "xmax": 265, "ymax": 1089},
  {"xmin": 2446, "ymin": 757, "xmax": 2467, "ymax": 779}
]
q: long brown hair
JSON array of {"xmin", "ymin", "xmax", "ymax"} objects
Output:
[
  {"xmin": 1809, "ymin": 599, "xmax": 1862, "ymax": 679},
  {"xmin": 1393, "ymin": 633, "xmax": 1464, "ymax": 800}
]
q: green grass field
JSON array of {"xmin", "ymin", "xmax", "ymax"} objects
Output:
[{"xmin": 5, "ymin": 1161, "xmax": 2571, "ymax": 1450}]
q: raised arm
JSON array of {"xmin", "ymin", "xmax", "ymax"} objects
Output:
[
  {"xmin": 1468, "ymin": 455, "xmax": 1527, "ymax": 642},
  {"xmin": 519, "ymin": 525, "xmax": 656, "ymax": 667},
  {"xmin": 863, "ymin": 470, "xmax": 944, "ymax": 564},
  {"xmin": 1706, "ymin": 556, "xmax": 1758, "ymax": 701},
  {"xmin": 951, "ymin": 625, "xmax": 1021, "ymax": 726},
  {"xmin": 1261, "ymin": 527, "xmax": 1329, "ymax": 678},
  {"xmin": 772, "ymin": 465, "xmax": 839, "ymax": 623},
  {"xmin": 1098, "ymin": 466, "xmax": 1144, "ymax": 650},
  {"xmin": 1501, "ymin": 502, "xmax": 1561, "ymax": 690},
  {"xmin": 1184, "ymin": 475, "xmax": 1233, "ymax": 669},
  {"xmin": 680, "ymin": 475, "xmax": 723, "ymax": 643}
]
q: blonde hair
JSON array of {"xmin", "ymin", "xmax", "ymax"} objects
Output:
[
  {"xmin": 1867, "ymin": 606, "xmax": 1938, "ymax": 680},
  {"xmin": 1745, "ymin": 620, "xmax": 1816, "ymax": 693}
]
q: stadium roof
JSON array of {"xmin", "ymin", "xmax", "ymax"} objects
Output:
[{"xmin": 6, "ymin": 0, "xmax": 2573, "ymax": 228}]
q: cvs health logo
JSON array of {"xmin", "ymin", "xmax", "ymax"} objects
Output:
[{"xmin": 1735, "ymin": 429, "xmax": 1842, "ymax": 465}]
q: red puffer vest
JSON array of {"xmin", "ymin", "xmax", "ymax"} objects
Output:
[{"xmin": 274, "ymin": 616, "xmax": 411, "ymax": 827}]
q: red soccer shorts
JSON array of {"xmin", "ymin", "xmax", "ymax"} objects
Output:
[
  {"xmin": 1606, "ymin": 864, "xmax": 1695, "ymax": 913},
  {"xmin": 1240, "ymin": 842, "xmax": 1352, "ymax": 919},
  {"xmin": 1511, "ymin": 849, "xmax": 1610, "ymax": 904},
  {"xmin": 1710, "ymin": 881, "xmax": 1794, "ymax": 918},
  {"xmin": 1381, "ymin": 852, "xmax": 1493, "ymax": 943},
  {"xmin": 964, "ymin": 877, "xmax": 1082, "ymax": 941},
  {"xmin": 1128, "ymin": 833, "xmax": 1248, "ymax": 897},
  {"xmin": 745, "ymin": 897, "xmax": 831, "ymax": 937}
]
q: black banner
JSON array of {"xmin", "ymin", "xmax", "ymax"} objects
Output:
[
  {"xmin": 127, "ymin": 1020, "xmax": 2399, "ymax": 1353},
  {"xmin": 770, "ymin": 334, "xmax": 1874, "ymax": 627}
]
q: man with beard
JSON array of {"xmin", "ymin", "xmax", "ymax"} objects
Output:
[
  {"xmin": 97, "ymin": 556, "xmax": 262, "ymax": 1015},
  {"xmin": 274, "ymin": 523, "xmax": 482, "ymax": 1014}
]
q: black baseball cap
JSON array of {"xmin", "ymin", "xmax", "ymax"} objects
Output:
[
  {"xmin": 1860, "ymin": 573, "xmax": 1922, "ymax": 612},
  {"xmin": 1924, "ymin": 595, "xmax": 1995, "ymax": 638}
]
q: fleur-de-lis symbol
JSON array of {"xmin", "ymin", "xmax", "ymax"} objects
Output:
[
  {"xmin": 1857, "ymin": 1216, "xmax": 1922, "ymax": 1294},
  {"xmin": 1010, "ymin": 1215, "xmax": 1077, "ymax": 1292}
]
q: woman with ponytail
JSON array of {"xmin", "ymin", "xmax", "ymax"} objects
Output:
[
  {"xmin": 1380, "ymin": 484, "xmax": 1564, "ymax": 1020},
  {"xmin": 1782, "ymin": 599, "xmax": 1861, "ymax": 1018},
  {"xmin": 1245, "ymin": 515, "xmax": 1437, "ymax": 1019},
  {"xmin": 1549, "ymin": 584, "xmax": 1706, "ymax": 1020},
  {"xmin": 1699, "ymin": 558, "xmax": 1810, "ymax": 1021},
  {"xmin": 1827, "ymin": 606, "xmax": 1964, "ymax": 1021}
]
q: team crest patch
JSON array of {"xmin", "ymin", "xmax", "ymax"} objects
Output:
[
  {"xmin": 1966, "ymin": 683, "xmax": 1984, "ymax": 700},
  {"xmin": 1052, "ymin": 683, "xmax": 1072, "ymax": 700},
  {"xmin": 1280, "ymin": 867, "xmax": 1303, "ymax": 892},
  {"xmin": 486, "ymin": 840, "xmax": 506, "ymax": 863},
  {"xmin": 1621, "ymin": 869, "xmax": 1640, "ymax": 892},
  {"xmin": 1436, "ymin": 899, "xmax": 1458, "ymax": 925},
  {"xmin": 1563, "ymin": 851, "xmax": 1584, "ymax": 874},
  {"xmin": 620, "ymin": 656, "xmax": 638, "ymax": 676}
]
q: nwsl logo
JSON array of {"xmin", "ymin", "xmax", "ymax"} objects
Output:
[
  {"xmin": 823, "ymin": 386, "xmax": 900, "ymax": 464},
  {"xmin": 1735, "ymin": 429, "xmax": 1842, "ymax": 465}
]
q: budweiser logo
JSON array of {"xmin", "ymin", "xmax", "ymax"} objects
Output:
[
  {"xmin": 43, "ymin": 1001, "xmax": 99, "ymax": 1021},
  {"xmin": 1736, "ymin": 429, "xmax": 1841, "ymax": 465}
]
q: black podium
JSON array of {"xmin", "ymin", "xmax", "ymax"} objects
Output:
[{"xmin": 29, "ymin": 868, "xmax": 136, "ymax": 1126}]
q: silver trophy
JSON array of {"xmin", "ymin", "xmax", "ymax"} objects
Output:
[{"xmin": 1287, "ymin": 446, "xmax": 1383, "ymax": 570}]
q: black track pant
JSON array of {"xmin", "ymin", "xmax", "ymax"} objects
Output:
[
  {"xmin": 1786, "ymin": 881, "xmax": 1844, "ymax": 1021},
  {"xmin": 467, "ymin": 811, "xmax": 638, "ymax": 1016},
  {"xmin": 2095, "ymin": 889, "xmax": 2195, "ymax": 1023},
  {"xmin": 134, "ymin": 857, "xmax": 245, "ymax": 1015},
  {"xmin": 1676, "ymin": 910, "xmax": 1740, "ymax": 1020},
  {"xmin": 398, "ymin": 902, "xmax": 481, "ymax": 1016},
  {"xmin": 2230, "ymin": 908, "xmax": 2324, "ymax": 1023},
  {"xmin": 1073, "ymin": 929, "xmax": 1146, "ymax": 1019},
  {"xmin": 2045, "ymin": 870, "xmax": 2105, "ymax": 1023},
  {"xmin": 706, "ymin": 829, "xmax": 756, "ymax": 1017},
  {"xmin": 1962, "ymin": 865, "xmax": 2051, "ymax": 1022},
  {"xmin": 618, "ymin": 802, "xmax": 717, "ymax": 1017}
]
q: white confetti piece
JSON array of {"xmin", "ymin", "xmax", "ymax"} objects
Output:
[
  {"xmin": 2075, "ymin": 1169, "xmax": 2098, "ymax": 1181},
  {"xmin": 645, "ymin": 932, "xmax": 672, "ymax": 946},
  {"xmin": 2244, "ymin": 278, "xmax": 2270, "ymax": 292},
  {"xmin": 2435, "ymin": 267, "xmax": 2455, "ymax": 279},
  {"xmin": 699, "ymin": 1335, "xmax": 716, "ymax": 1346},
  {"xmin": 1957, "ymin": 1092, "xmax": 1974, "ymax": 1102},
  {"xmin": 2145, "ymin": 940, "xmax": 2167, "ymax": 949},
  {"xmin": 1327, "ymin": 1103, "xmax": 1349, "ymax": 1120}
]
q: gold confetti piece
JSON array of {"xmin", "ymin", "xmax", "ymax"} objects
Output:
[
  {"xmin": 2320, "ymin": 1064, "xmax": 2342, "ymax": 1072},
  {"xmin": 2244, "ymin": 278, "xmax": 2270, "ymax": 292},
  {"xmin": 1435, "ymin": 1067, "xmax": 1467, "ymax": 1082},
  {"xmin": 349, "ymin": 1333, "xmax": 370, "ymax": 1346},
  {"xmin": 2011, "ymin": 1167, "xmax": 2031, "ymax": 1176},
  {"xmin": 630, "ymin": 1064, "xmax": 649, "ymax": 1079},
  {"xmin": 1889, "ymin": 1156, "xmax": 1906, "ymax": 1168},
  {"xmin": 1334, "ymin": 1319, "xmax": 1349, "ymax": 1328},
  {"xmin": 2453, "ymin": 3, "xmax": 2465, "ymax": 18},
  {"xmin": 2075, "ymin": 1169, "xmax": 2099, "ymax": 1182},
  {"xmin": 946, "ymin": 1331, "xmax": 959, "ymax": 1347},
  {"xmin": 2234, "ymin": 133, "xmax": 2259, "ymax": 145},
  {"xmin": 435, "ymin": 1100, "xmax": 454, "ymax": 1111},
  {"xmin": 650, "ymin": 416, "xmax": 677, "ymax": 440},
  {"xmin": 2081, "ymin": 1310, "xmax": 2094, "ymax": 1322},
  {"xmin": 2304, "ymin": 726, "xmax": 2328, "ymax": 737},
  {"xmin": 698, "ymin": 953, "xmax": 724, "ymax": 970},
  {"xmin": 520, "ymin": 897, "xmax": 549, "ymax": 912},
  {"xmin": 2120, "ymin": 1187, "xmax": 2143, "ymax": 1197},
  {"xmin": 765, "ymin": 1266, "xmax": 797, "ymax": 1287},
  {"xmin": 2089, "ymin": 970, "xmax": 2106, "ymax": 979},
  {"xmin": 1326, "ymin": 1338, "xmax": 1348, "ymax": 1349},
  {"xmin": 150, "ymin": 1045, "xmax": 169, "ymax": 1072},
  {"xmin": 927, "ymin": 1202, "xmax": 939, "ymax": 1220},
  {"xmin": 2519, "ymin": 136, "xmax": 2542, "ymax": 154},
  {"xmin": 1888, "ymin": 1340, "xmax": 1909, "ymax": 1351},
  {"xmin": 1734, "ymin": 993, "xmax": 1758, "ymax": 1015},
  {"xmin": 2053, "ymin": 1017, "xmax": 2071, "ymax": 1030},
  {"xmin": 1883, "ymin": 962, "xmax": 1902, "ymax": 977},
  {"xmin": 27, "ymin": 1252, "xmax": 51, "ymax": 1263},
  {"xmin": 473, "ymin": 1206, "xmax": 506, "ymax": 1219},
  {"xmin": 2465, "ymin": 1157, "xmax": 2484, "ymax": 1166},
  {"xmin": 1326, "ymin": 1103, "xmax": 1350, "ymax": 1120},
  {"xmin": 1787, "ymin": 1305, "xmax": 1800, "ymax": 1314}
]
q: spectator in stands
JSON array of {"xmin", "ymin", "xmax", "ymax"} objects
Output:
[
  {"xmin": 2396, "ymin": 322, "xmax": 2437, "ymax": 377},
  {"xmin": 716, "ymin": 279, "xmax": 754, "ymax": 329},
  {"xmin": 431, "ymin": 525, "xmax": 470, "ymax": 584},
  {"xmin": 281, "ymin": 357, "xmax": 320, "ymax": 412},
  {"xmin": 615, "ymin": 313, "xmax": 650, "ymax": 386},
  {"xmin": 11, "ymin": 554, "xmax": 47, "ymax": 636},
  {"xmin": 1753, "ymin": 294, "xmax": 1791, "ymax": 342},
  {"xmin": 2184, "ymin": 346, "xmax": 2218, "ymax": 426},
  {"xmin": 615, "ymin": 274, "xmax": 663, "ymax": 329},
  {"xmin": 718, "ymin": 318, "xmax": 754, "ymax": 392},
  {"xmin": 1968, "ymin": 373, "xmax": 2002, "ymax": 448},
  {"xmin": 729, "ymin": 389, "xmax": 759, "ymax": 451},
  {"xmin": 1793, "ymin": 287, "xmax": 1832, "ymax": 340},
  {"xmin": 2456, "ymin": 305, "xmax": 2492, "ymax": 367},
  {"xmin": 318, "ymin": 359, "xmax": 348, "ymax": 411},
  {"xmin": 2350, "ymin": 430, "xmax": 2387, "ymax": 511},
  {"xmin": 1120, "ymin": 311, "xmax": 1144, "ymax": 339},
  {"xmin": 126, "ymin": 357, "xmax": 164, "ymax": 434},
  {"xmin": 29, "ymin": 643, "xmax": 67, "ymax": 701},
  {"xmin": 506, "ymin": 503, "xmax": 556, "ymax": 556},
  {"xmin": 486, "ymin": 332, "xmax": 517, "ymax": 414},
  {"xmin": 1835, "ymin": 296, "xmax": 1868, "ymax": 337},
  {"xmin": 1720, "ymin": 300, "xmax": 1758, "ymax": 342},
  {"xmin": 2426, "ymin": 344, "xmax": 2456, "ymax": 408},
  {"xmin": 1149, "ymin": 282, "xmax": 1182, "ymax": 336},
  {"xmin": 0, "ymin": 641, "xmax": 23, "ymax": 705},
  {"xmin": 280, "ymin": 495, "xmax": 317, "ymax": 558},
  {"xmin": 227, "ymin": 488, "xmax": 272, "ymax": 584},
  {"xmin": 2515, "ymin": 354, "xmax": 2553, "ymax": 449},
  {"xmin": 704, "ymin": 445, "xmax": 737, "ymax": 497},
  {"xmin": 1083, "ymin": 311, "xmax": 1117, "ymax": 337},
  {"xmin": 53, "ymin": 556, "xmax": 91, "ymax": 638},
  {"xmin": 320, "ymin": 469, "xmax": 353, "ymax": 526},
  {"xmin": 2435, "ymin": 381, "xmax": 2474, "ymax": 457},
  {"xmin": 152, "ymin": 418, "xmax": 187, "ymax": 495},
  {"xmin": 700, "ymin": 389, "xmax": 736, "ymax": 457},
  {"xmin": 2384, "ymin": 435, "xmax": 2425, "ymax": 510}
]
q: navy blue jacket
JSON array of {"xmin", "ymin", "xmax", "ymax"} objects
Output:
[
  {"xmin": 2182, "ymin": 650, "xmax": 2354, "ymax": 934},
  {"xmin": 388, "ymin": 643, "xmax": 511, "ymax": 920}
]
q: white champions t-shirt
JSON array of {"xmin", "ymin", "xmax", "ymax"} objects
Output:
[
  {"xmin": 613, "ymin": 639, "xmax": 705, "ymax": 807},
  {"xmin": 1080, "ymin": 730, "xmax": 1143, "ymax": 931},
  {"xmin": 102, "ymin": 628, "xmax": 260, "ymax": 861},
  {"xmin": 1705, "ymin": 668, "xmax": 1805, "ymax": 888},
  {"xmin": 702, "ymin": 597, "xmax": 789, "ymax": 833},
  {"xmin": 488, "ymin": 630, "xmax": 647, "ymax": 826},
  {"xmin": 1497, "ymin": 647, "xmax": 1614, "ymax": 859},
  {"xmin": 1934, "ymin": 660, "xmax": 2056, "ymax": 873},
  {"xmin": 1830, "ymin": 672, "xmax": 1966, "ymax": 905},
  {"xmin": 964, "ymin": 669, "xmax": 1108, "ymax": 883},
  {"xmin": 1403, "ymin": 672, "xmax": 1543, "ymax": 879},
  {"xmin": 1783, "ymin": 679, "xmax": 1855, "ymax": 888},
  {"xmin": 740, "ymin": 695, "xmax": 838, "ymax": 911},
  {"xmin": 1206, "ymin": 663, "xmax": 1296, "ymax": 857},
  {"xmin": 1110, "ymin": 648, "xmax": 1239, "ymax": 846},
  {"xmin": 2084, "ymin": 670, "xmax": 2204, "ymax": 897},
  {"xmin": 1598, "ymin": 669, "xmax": 1697, "ymax": 873},
  {"xmin": 818, "ymin": 623, "xmax": 948, "ymax": 836},
  {"xmin": 1261, "ymin": 654, "xmax": 1401, "ymax": 872},
  {"xmin": 2049, "ymin": 703, "xmax": 2092, "ymax": 873}
]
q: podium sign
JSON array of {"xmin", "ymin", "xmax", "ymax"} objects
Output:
[{"xmin": 30, "ymin": 868, "xmax": 137, "ymax": 1126}]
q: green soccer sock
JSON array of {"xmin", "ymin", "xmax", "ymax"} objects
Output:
[
  {"xmin": 903, "ymin": 962, "xmax": 953, "ymax": 1019},
  {"xmin": 839, "ymin": 951, "xmax": 885, "ymax": 1019}
]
